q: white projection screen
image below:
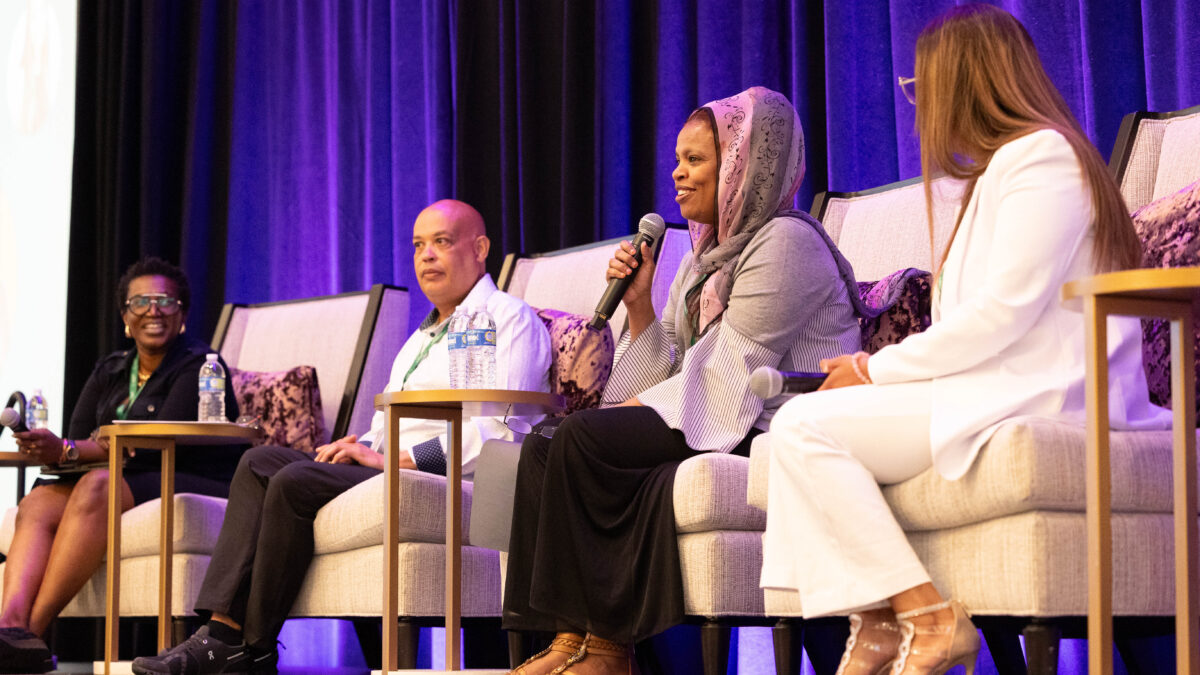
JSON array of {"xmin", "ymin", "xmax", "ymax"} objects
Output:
[{"xmin": 0, "ymin": 0, "xmax": 78, "ymax": 504}]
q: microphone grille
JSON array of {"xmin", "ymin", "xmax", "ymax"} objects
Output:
[
  {"xmin": 638, "ymin": 213, "xmax": 667, "ymax": 239},
  {"xmin": 0, "ymin": 408, "xmax": 18, "ymax": 429},
  {"xmin": 748, "ymin": 366, "xmax": 783, "ymax": 399}
]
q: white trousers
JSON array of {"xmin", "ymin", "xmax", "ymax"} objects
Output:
[{"xmin": 759, "ymin": 380, "xmax": 936, "ymax": 617}]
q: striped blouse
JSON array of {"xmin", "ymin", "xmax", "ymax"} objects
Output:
[{"xmin": 602, "ymin": 216, "xmax": 861, "ymax": 453}]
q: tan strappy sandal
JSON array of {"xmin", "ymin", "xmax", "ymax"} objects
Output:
[
  {"xmin": 510, "ymin": 632, "xmax": 585, "ymax": 675},
  {"xmin": 551, "ymin": 634, "xmax": 640, "ymax": 675},
  {"xmin": 891, "ymin": 600, "xmax": 980, "ymax": 675}
]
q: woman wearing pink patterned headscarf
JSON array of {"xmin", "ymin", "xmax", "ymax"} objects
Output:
[{"xmin": 502, "ymin": 87, "xmax": 861, "ymax": 674}]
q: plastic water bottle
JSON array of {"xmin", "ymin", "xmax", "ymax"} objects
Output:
[
  {"xmin": 26, "ymin": 389, "xmax": 49, "ymax": 430},
  {"xmin": 198, "ymin": 354, "xmax": 227, "ymax": 422},
  {"xmin": 447, "ymin": 307, "xmax": 471, "ymax": 389},
  {"xmin": 466, "ymin": 306, "xmax": 496, "ymax": 388}
]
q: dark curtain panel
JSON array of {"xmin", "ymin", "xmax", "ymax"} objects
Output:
[{"xmin": 64, "ymin": 0, "xmax": 236, "ymax": 421}]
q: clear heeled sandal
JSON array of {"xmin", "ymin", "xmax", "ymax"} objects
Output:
[
  {"xmin": 891, "ymin": 600, "xmax": 980, "ymax": 675},
  {"xmin": 835, "ymin": 610, "xmax": 902, "ymax": 675}
]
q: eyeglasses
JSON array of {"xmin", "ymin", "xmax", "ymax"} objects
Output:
[
  {"xmin": 898, "ymin": 76, "xmax": 917, "ymax": 105},
  {"xmin": 125, "ymin": 294, "xmax": 182, "ymax": 316},
  {"xmin": 504, "ymin": 417, "xmax": 558, "ymax": 439}
]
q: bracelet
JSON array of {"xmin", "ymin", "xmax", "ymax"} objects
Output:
[
  {"xmin": 850, "ymin": 351, "xmax": 872, "ymax": 385},
  {"xmin": 59, "ymin": 439, "xmax": 79, "ymax": 467}
]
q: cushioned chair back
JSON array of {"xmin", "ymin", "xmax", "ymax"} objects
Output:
[
  {"xmin": 497, "ymin": 225, "xmax": 690, "ymax": 331},
  {"xmin": 1111, "ymin": 104, "xmax": 1200, "ymax": 213},
  {"xmin": 653, "ymin": 226, "xmax": 694, "ymax": 311},
  {"xmin": 212, "ymin": 284, "xmax": 410, "ymax": 443},
  {"xmin": 812, "ymin": 176, "xmax": 964, "ymax": 281}
]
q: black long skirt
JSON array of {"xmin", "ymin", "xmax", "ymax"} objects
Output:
[{"xmin": 502, "ymin": 406, "xmax": 756, "ymax": 643}]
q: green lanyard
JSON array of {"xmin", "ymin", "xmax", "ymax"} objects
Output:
[
  {"xmin": 116, "ymin": 354, "xmax": 146, "ymax": 420},
  {"xmin": 402, "ymin": 322, "xmax": 450, "ymax": 388}
]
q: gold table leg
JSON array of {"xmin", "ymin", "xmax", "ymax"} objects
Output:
[
  {"xmin": 1084, "ymin": 296, "xmax": 1200, "ymax": 674},
  {"xmin": 105, "ymin": 437, "xmax": 126, "ymax": 675},
  {"xmin": 381, "ymin": 404, "xmax": 463, "ymax": 672},
  {"xmin": 1084, "ymin": 296, "xmax": 1113, "ymax": 675},
  {"xmin": 383, "ymin": 406, "xmax": 401, "ymax": 672},
  {"xmin": 104, "ymin": 436, "xmax": 175, "ymax": 672},
  {"xmin": 445, "ymin": 414, "xmax": 463, "ymax": 671},
  {"xmin": 159, "ymin": 442, "xmax": 176, "ymax": 651},
  {"xmin": 1171, "ymin": 312, "xmax": 1199, "ymax": 674}
]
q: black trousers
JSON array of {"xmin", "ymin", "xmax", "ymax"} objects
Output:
[
  {"xmin": 502, "ymin": 406, "xmax": 756, "ymax": 643},
  {"xmin": 193, "ymin": 445, "xmax": 380, "ymax": 648}
]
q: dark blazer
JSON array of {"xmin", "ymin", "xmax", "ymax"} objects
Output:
[{"xmin": 68, "ymin": 334, "xmax": 243, "ymax": 484}]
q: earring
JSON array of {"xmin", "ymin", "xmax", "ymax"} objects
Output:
[
  {"xmin": 124, "ymin": 324, "xmax": 131, "ymax": 338},
  {"xmin": 180, "ymin": 324, "xmax": 186, "ymax": 334}
]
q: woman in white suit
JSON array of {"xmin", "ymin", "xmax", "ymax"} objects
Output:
[{"xmin": 760, "ymin": 5, "xmax": 1170, "ymax": 675}]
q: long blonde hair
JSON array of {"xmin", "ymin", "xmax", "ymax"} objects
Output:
[{"xmin": 916, "ymin": 4, "xmax": 1140, "ymax": 273}]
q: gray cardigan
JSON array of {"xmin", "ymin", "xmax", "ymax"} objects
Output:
[{"xmin": 602, "ymin": 215, "xmax": 861, "ymax": 453}]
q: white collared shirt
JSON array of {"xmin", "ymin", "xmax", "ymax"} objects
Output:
[{"xmin": 357, "ymin": 274, "xmax": 552, "ymax": 477}]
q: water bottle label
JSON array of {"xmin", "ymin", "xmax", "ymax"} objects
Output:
[
  {"xmin": 448, "ymin": 332, "xmax": 466, "ymax": 350},
  {"xmin": 199, "ymin": 377, "xmax": 226, "ymax": 393},
  {"xmin": 467, "ymin": 328, "xmax": 496, "ymax": 347}
]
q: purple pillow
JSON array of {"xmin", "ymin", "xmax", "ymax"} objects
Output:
[
  {"xmin": 1133, "ymin": 179, "xmax": 1200, "ymax": 417},
  {"xmin": 536, "ymin": 308, "xmax": 615, "ymax": 415},
  {"xmin": 230, "ymin": 365, "xmax": 325, "ymax": 453},
  {"xmin": 857, "ymin": 268, "xmax": 933, "ymax": 354}
]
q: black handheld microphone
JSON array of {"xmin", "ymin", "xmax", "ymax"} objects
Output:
[
  {"xmin": 1, "ymin": 391, "xmax": 29, "ymax": 436},
  {"xmin": 588, "ymin": 213, "xmax": 667, "ymax": 330},
  {"xmin": 748, "ymin": 367, "xmax": 827, "ymax": 399}
]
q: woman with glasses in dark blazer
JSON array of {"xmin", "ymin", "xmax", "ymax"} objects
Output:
[{"xmin": 0, "ymin": 257, "xmax": 240, "ymax": 674}]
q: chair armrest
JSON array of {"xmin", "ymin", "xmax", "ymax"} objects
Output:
[
  {"xmin": 747, "ymin": 433, "xmax": 772, "ymax": 510},
  {"xmin": 469, "ymin": 439, "xmax": 523, "ymax": 552}
]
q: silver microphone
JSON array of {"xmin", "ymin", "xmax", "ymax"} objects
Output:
[
  {"xmin": 749, "ymin": 366, "xmax": 827, "ymax": 399},
  {"xmin": 588, "ymin": 213, "xmax": 668, "ymax": 330}
]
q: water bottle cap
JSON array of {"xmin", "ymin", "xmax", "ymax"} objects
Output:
[
  {"xmin": 33, "ymin": 388, "xmax": 43, "ymax": 396},
  {"xmin": 206, "ymin": 353, "xmax": 218, "ymax": 360}
]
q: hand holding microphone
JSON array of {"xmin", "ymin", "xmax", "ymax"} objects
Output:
[{"xmin": 590, "ymin": 214, "xmax": 667, "ymax": 330}]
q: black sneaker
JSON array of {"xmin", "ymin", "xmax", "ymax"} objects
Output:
[
  {"xmin": 131, "ymin": 625, "xmax": 256, "ymax": 674},
  {"xmin": 245, "ymin": 647, "xmax": 278, "ymax": 674},
  {"xmin": 0, "ymin": 627, "xmax": 53, "ymax": 674}
]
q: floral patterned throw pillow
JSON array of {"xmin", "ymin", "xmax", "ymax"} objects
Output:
[
  {"xmin": 1133, "ymin": 179, "xmax": 1200, "ymax": 417},
  {"xmin": 536, "ymin": 308, "xmax": 615, "ymax": 415},
  {"xmin": 229, "ymin": 365, "xmax": 326, "ymax": 453},
  {"xmin": 857, "ymin": 268, "xmax": 933, "ymax": 354}
]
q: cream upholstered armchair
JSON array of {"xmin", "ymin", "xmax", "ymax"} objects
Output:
[
  {"xmin": 0, "ymin": 284, "xmax": 410, "ymax": 659},
  {"xmin": 1112, "ymin": 103, "xmax": 1200, "ymax": 213},
  {"xmin": 750, "ymin": 104, "xmax": 1200, "ymax": 675},
  {"xmin": 473, "ymin": 225, "xmax": 810, "ymax": 675}
]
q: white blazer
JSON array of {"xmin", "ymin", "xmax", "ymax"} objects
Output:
[{"xmin": 869, "ymin": 129, "xmax": 1170, "ymax": 480}]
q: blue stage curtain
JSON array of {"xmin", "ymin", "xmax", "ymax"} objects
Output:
[
  {"xmin": 224, "ymin": 0, "xmax": 454, "ymax": 322},
  {"xmin": 218, "ymin": 0, "xmax": 1198, "ymax": 332}
]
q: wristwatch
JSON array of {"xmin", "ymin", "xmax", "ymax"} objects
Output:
[{"xmin": 59, "ymin": 439, "xmax": 79, "ymax": 467}]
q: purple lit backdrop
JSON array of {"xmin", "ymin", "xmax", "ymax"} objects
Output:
[
  {"xmin": 62, "ymin": 0, "xmax": 1200, "ymax": 671},
  {"xmin": 221, "ymin": 0, "xmax": 1199, "ymax": 337}
]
